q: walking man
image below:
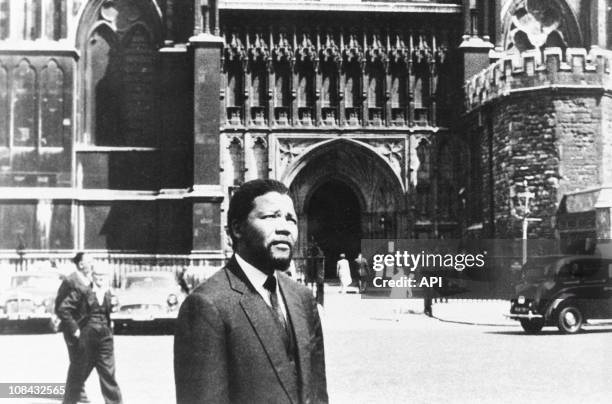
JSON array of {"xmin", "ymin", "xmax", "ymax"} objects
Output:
[
  {"xmin": 55, "ymin": 252, "xmax": 92, "ymax": 403},
  {"xmin": 57, "ymin": 263, "xmax": 123, "ymax": 404},
  {"xmin": 174, "ymin": 179, "xmax": 328, "ymax": 403}
]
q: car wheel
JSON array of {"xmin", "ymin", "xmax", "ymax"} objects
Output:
[
  {"xmin": 520, "ymin": 318, "xmax": 544, "ymax": 334},
  {"xmin": 557, "ymin": 305, "xmax": 583, "ymax": 334}
]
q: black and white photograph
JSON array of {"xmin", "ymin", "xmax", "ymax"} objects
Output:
[{"xmin": 1, "ymin": 1, "xmax": 612, "ymax": 403}]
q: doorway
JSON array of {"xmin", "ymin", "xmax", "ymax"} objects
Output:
[{"xmin": 307, "ymin": 180, "xmax": 361, "ymax": 279}]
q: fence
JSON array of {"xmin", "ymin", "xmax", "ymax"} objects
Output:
[{"xmin": 0, "ymin": 253, "xmax": 326, "ymax": 289}]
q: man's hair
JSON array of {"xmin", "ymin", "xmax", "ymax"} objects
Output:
[
  {"xmin": 72, "ymin": 252, "xmax": 85, "ymax": 266},
  {"xmin": 227, "ymin": 179, "xmax": 289, "ymax": 247}
]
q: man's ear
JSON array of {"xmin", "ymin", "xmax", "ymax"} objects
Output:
[{"xmin": 230, "ymin": 219, "xmax": 243, "ymax": 241}]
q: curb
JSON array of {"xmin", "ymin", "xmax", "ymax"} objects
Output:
[{"xmin": 431, "ymin": 315, "xmax": 519, "ymax": 327}]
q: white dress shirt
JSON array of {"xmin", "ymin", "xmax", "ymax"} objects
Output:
[
  {"xmin": 235, "ymin": 254, "xmax": 288, "ymax": 321},
  {"xmin": 92, "ymin": 285, "xmax": 106, "ymax": 306}
]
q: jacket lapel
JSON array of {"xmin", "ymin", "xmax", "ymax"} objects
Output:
[{"xmin": 226, "ymin": 258, "xmax": 298, "ymax": 403}]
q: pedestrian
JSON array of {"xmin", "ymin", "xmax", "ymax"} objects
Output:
[
  {"xmin": 390, "ymin": 268, "xmax": 409, "ymax": 321},
  {"xmin": 354, "ymin": 252, "xmax": 369, "ymax": 293},
  {"xmin": 57, "ymin": 263, "xmax": 123, "ymax": 404},
  {"xmin": 54, "ymin": 252, "xmax": 93, "ymax": 404},
  {"xmin": 336, "ymin": 253, "xmax": 352, "ymax": 293},
  {"xmin": 174, "ymin": 179, "xmax": 328, "ymax": 404},
  {"xmin": 306, "ymin": 238, "xmax": 323, "ymax": 290},
  {"xmin": 315, "ymin": 249, "xmax": 326, "ymax": 306}
]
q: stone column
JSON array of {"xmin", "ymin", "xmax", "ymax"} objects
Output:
[{"xmin": 188, "ymin": 8, "xmax": 225, "ymax": 252}]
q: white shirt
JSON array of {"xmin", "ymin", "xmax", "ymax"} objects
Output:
[
  {"xmin": 92, "ymin": 285, "xmax": 106, "ymax": 306},
  {"xmin": 235, "ymin": 254, "xmax": 288, "ymax": 321}
]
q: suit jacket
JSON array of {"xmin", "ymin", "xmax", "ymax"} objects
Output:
[
  {"xmin": 55, "ymin": 271, "xmax": 91, "ymax": 333},
  {"xmin": 56, "ymin": 284, "xmax": 113, "ymax": 336},
  {"xmin": 174, "ymin": 257, "xmax": 328, "ymax": 404}
]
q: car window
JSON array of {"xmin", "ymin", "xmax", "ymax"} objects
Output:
[
  {"xmin": 569, "ymin": 260, "xmax": 605, "ymax": 279},
  {"xmin": 11, "ymin": 275, "xmax": 58, "ymax": 290},
  {"xmin": 608, "ymin": 263, "xmax": 612, "ymax": 279},
  {"xmin": 125, "ymin": 276, "xmax": 175, "ymax": 290}
]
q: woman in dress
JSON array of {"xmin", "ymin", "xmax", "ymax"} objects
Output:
[{"xmin": 336, "ymin": 253, "xmax": 352, "ymax": 293}]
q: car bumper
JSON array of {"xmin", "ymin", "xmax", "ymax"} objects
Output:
[
  {"xmin": 504, "ymin": 312, "xmax": 544, "ymax": 320},
  {"xmin": 0, "ymin": 313, "xmax": 55, "ymax": 329}
]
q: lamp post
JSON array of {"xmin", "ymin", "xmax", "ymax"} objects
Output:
[{"xmin": 510, "ymin": 181, "xmax": 542, "ymax": 264}]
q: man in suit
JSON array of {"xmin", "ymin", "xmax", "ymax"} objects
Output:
[
  {"xmin": 57, "ymin": 263, "xmax": 123, "ymax": 404},
  {"xmin": 55, "ymin": 252, "xmax": 92, "ymax": 404},
  {"xmin": 174, "ymin": 179, "xmax": 328, "ymax": 404}
]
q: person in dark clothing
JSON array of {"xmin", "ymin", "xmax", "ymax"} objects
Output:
[
  {"xmin": 57, "ymin": 264, "xmax": 123, "ymax": 404},
  {"xmin": 55, "ymin": 252, "xmax": 92, "ymax": 404},
  {"xmin": 354, "ymin": 252, "xmax": 370, "ymax": 293}
]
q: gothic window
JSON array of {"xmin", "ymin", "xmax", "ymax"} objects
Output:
[
  {"xmin": 225, "ymin": 63, "xmax": 244, "ymax": 124},
  {"xmin": 274, "ymin": 61, "xmax": 291, "ymax": 125},
  {"xmin": 12, "ymin": 59, "xmax": 37, "ymax": 147},
  {"xmin": 85, "ymin": 26, "xmax": 121, "ymax": 146},
  {"xmin": 46, "ymin": 0, "xmax": 66, "ymax": 40},
  {"xmin": 227, "ymin": 137, "xmax": 243, "ymax": 186},
  {"xmin": 344, "ymin": 62, "xmax": 361, "ymax": 124},
  {"xmin": 250, "ymin": 63, "xmax": 267, "ymax": 124},
  {"xmin": 0, "ymin": 64, "xmax": 7, "ymax": 147},
  {"xmin": 253, "ymin": 137, "xmax": 268, "ymax": 179},
  {"xmin": 25, "ymin": 0, "xmax": 42, "ymax": 40},
  {"xmin": 412, "ymin": 47, "xmax": 430, "ymax": 124},
  {"xmin": 321, "ymin": 62, "xmax": 339, "ymax": 124},
  {"xmin": 0, "ymin": 0, "xmax": 9, "ymax": 39},
  {"xmin": 506, "ymin": 0, "xmax": 569, "ymax": 52},
  {"xmin": 121, "ymin": 25, "xmax": 157, "ymax": 146},
  {"xmin": 390, "ymin": 64, "xmax": 407, "ymax": 124},
  {"xmin": 367, "ymin": 62, "xmax": 385, "ymax": 124},
  {"xmin": 40, "ymin": 60, "xmax": 64, "ymax": 147},
  {"xmin": 297, "ymin": 65, "xmax": 315, "ymax": 125},
  {"xmin": 416, "ymin": 140, "xmax": 431, "ymax": 188}
]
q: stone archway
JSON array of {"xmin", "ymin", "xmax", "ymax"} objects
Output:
[{"xmin": 283, "ymin": 139, "xmax": 406, "ymax": 271}]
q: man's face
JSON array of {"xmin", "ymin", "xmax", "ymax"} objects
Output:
[
  {"xmin": 234, "ymin": 191, "xmax": 298, "ymax": 273},
  {"xmin": 92, "ymin": 272, "xmax": 107, "ymax": 288},
  {"xmin": 78, "ymin": 255, "xmax": 93, "ymax": 277}
]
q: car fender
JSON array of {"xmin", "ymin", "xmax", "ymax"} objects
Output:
[{"xmin": 545, "ymin": 293, "xmax": 577, "ymax": 320}]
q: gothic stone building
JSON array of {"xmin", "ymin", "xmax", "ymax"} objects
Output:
[{"xmin": 1, "ymin": 1, "xmax": 611, "ymax": 274}]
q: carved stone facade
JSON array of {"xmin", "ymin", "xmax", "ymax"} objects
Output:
[{"xmin": 0, "ymin": 1, "xmax": 611, "ymax": 267}]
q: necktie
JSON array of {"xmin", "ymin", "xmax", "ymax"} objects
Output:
[{"xmin": 263, "ymin": 275, "xmax": 291, "ymax": 353}]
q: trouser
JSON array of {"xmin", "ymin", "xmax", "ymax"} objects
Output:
[
  {"xmin": 63, "ymin": 332, "xmax": 87, "ymax": 399},
  {"xmin": 63, "ymin": 325, "xmax": 122, "ymax": 404},
  {"xmin": 316, "ymin": 282, "xmax": 324, "ymax": 306}
]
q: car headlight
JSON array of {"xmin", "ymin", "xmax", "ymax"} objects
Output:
[
  {"xmin": 517, "ymin": 296, "xmax": 525, "ymax": 305},
  {"xmin": 167, "ymin": 294, "xmax": 178, "ymax": 307}
]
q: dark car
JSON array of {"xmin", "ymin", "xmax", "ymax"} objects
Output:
[{"xmin": 506, "ymin": 256, "xmax": 612, "ymax": 334}]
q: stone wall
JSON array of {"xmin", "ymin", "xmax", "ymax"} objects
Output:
[{"xmin": 464, "ymin": 47, "xmax": 611, "ymax": 239}]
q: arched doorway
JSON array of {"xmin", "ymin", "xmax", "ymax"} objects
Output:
[
  {"xmin": 307, "ymin": 180, "xmax": 361, "ymax": 278},
  {"xmin": 284, "ymin": 138, "xmax": 407, "ymax": 279}
]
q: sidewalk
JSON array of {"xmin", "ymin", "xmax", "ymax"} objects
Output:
[
  {"xmin": 431, "ymin": 299, "xmax": 517, "ymax": 326},
  {"xmin": 316, "ymin": 282, "xmax": 517, "ymax": 327}
]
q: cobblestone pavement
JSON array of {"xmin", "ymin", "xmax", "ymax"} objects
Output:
[{"xmin": 1, "ymin": 288, "xmax": 611, "ymax": 404}]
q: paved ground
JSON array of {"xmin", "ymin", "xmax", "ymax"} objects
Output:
[{"xmin": 1, "ymin": 287, "xmax": 611, "ymax": 404}]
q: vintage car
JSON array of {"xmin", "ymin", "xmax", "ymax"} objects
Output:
[
  {"xmin": 111, "ymin": 271, "xmax": 186, "ymax": 332},
  {"xmin": 0, "ymin": 271, "xmax": 62, "ymax": 332},
  {"xmin": 507, "ymin": 256, "xmax": 612, "ymax": 334}
]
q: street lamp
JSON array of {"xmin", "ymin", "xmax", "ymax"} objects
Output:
[{"xmin": 510, "ymin": 180, "xmax": 542, "ymax": 264}]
